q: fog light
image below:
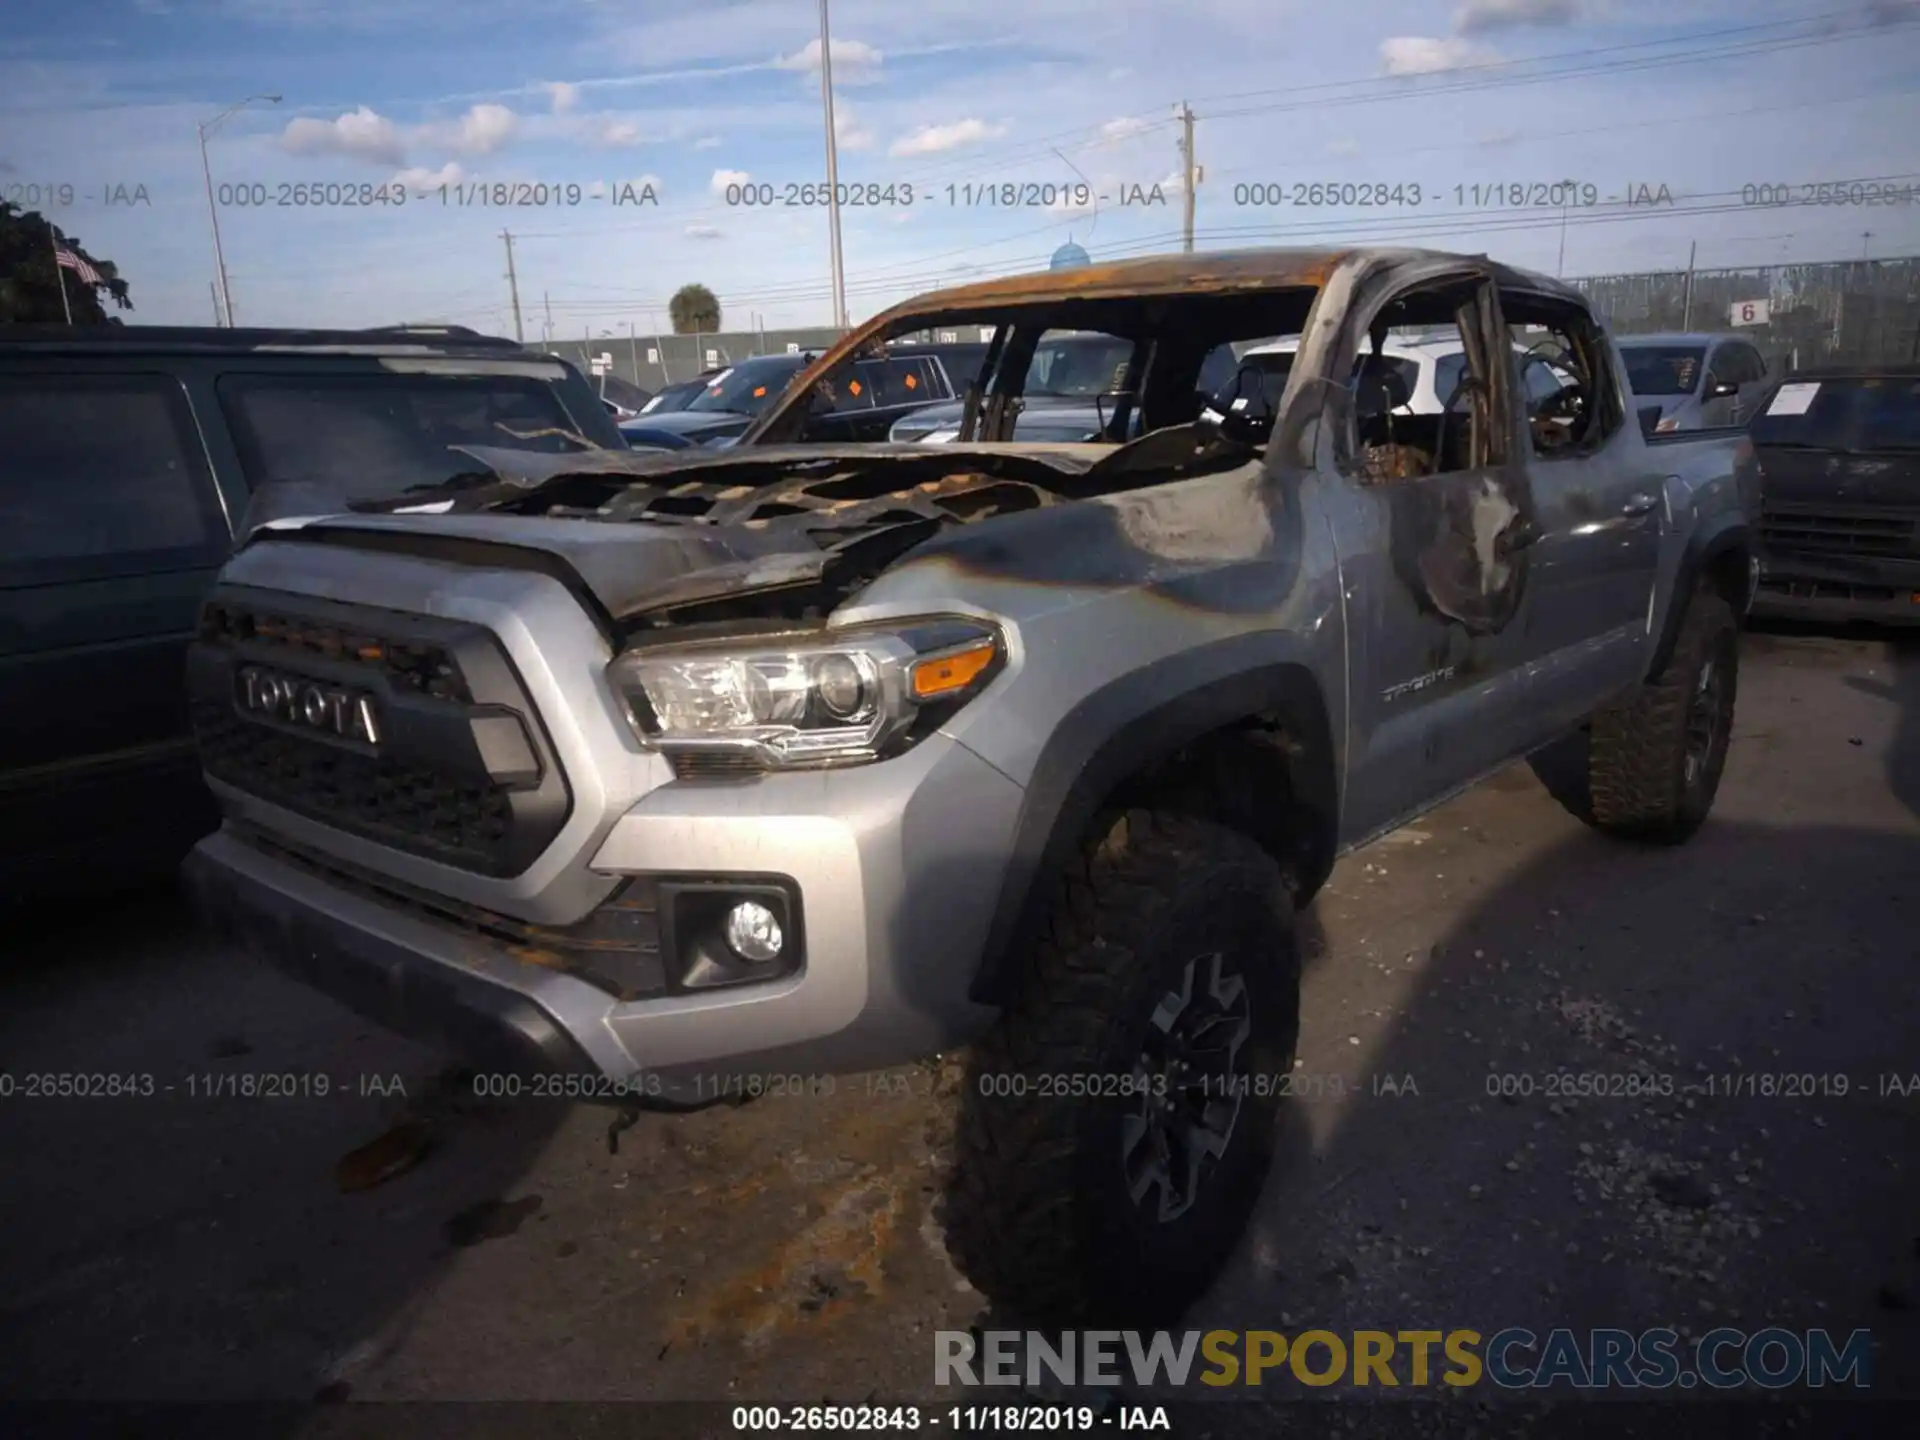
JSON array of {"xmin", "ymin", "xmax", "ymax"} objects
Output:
[{"xmin": 724, "ymin": 900, "xmax": 783, "ymax": 963}]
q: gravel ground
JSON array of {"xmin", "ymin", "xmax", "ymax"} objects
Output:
[{"xmin": 0, "ymin": 625, "xmax": 1914, "ymax": 1434}]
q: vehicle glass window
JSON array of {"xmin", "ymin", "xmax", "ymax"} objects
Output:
[
  {"xmin": 641, "ymin": 379, "xmax": 702, "ymax": 414},
  {"xmin": 1750, "ymin": 376, "xmax": 1920, "ymax": 452},
  {"xmin": 686, "ymin": 357, "xmax": 806, "ymax": 414},
  {"xmin": 1022, "ymin": 332, "xmax": 1136, "ymax": 398},
  {"xmin": 1727, "ymin": 346, "xmax": 1765, "ymax": 384},
  {"xmin": 1619, "ymin": 345, "xmax": 1707, "ymax": 397},
  {"xmin": 1196, "ymin": 343, "xmax": 1242, "ymax": 398},
  {"xmin": 858, "ymin": 357, "xmax": 936, "ymax": 408},
  {"xmin": 217, "ymin": 374, "xmax": 589, "ymax": 504},
  {"xmin": 0, "ymin": 375, "xmax": 229, "ymax": 583}
]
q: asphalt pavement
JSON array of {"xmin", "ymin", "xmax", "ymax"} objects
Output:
[{"xmin": 0, "ymin": 624, "xmax": 1915, "ymax": 1433}]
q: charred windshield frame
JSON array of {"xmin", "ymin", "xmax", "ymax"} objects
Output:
[{"xmin": 747, "ymin": 287, "xmax": 1323, "ymax": 449}]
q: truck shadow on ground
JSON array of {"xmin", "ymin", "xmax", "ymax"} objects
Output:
[
  {"xmin": 1195, "ymin": 806, "xmax": 1920, "ymax": 1421},
  {"xmin": 0, "ymin": 875, "xmax": 572, "ymax": 1412},
  {"xmin": 1840, "ymin": 635, "xmax": 1920, "ymax": 824}
]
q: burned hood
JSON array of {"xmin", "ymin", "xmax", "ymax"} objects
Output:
[{"xmin": 249, "ymin": 441, "xmax": 1116, "ymax": 626}]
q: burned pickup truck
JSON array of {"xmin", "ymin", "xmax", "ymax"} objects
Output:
[{"xmin": 183, "ymin": 247, "xmax": 1757, "ymax": 1327}]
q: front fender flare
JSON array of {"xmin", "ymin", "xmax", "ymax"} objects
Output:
[{"xmin": 968, "ymin": 633, "xmax": 1338, "ymax": 1005}]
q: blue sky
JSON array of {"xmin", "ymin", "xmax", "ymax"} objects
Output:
[{"xmin": 4, "ymin": 0, "xmax": 1918, "ymax": 334}]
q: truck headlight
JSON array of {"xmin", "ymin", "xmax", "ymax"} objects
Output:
[{"xmin": 607, "ymin": 619, "xmax": 1004, "ymax": 769}]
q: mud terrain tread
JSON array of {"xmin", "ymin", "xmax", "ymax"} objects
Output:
[
  {"xmin": 944, "ymin": 810, "xmax": 1291, "ymax": 1325},
  {"xmin": 1586, "ymin": 587, "xmax": 1738, "ymax": 843}
]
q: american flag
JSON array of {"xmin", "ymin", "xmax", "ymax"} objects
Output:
[{"xmin": 55, "ymin": 247, "xmax": 104, "ymax": 287}]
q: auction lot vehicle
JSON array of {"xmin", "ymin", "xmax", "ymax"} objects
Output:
[
  {"xmin": 183, "ymin": 248, "xmax": 1757, "ymax": 1325},
  {"xmin": 624, "ymin": 348, "xmax": 960, "ymax": 449},
  {"xmin": 0, "ymin": 324, "xmax": 622, "ymax": 896},
  {"xmin": 1615, "ymin": 331, "xmax": 1772, "ymax": 432},
  {"xmin": 1749, "ymin": 363, "xmax": 1920, "ymax": 624}
]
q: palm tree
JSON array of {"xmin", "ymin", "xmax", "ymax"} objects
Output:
[{"xmin": 669, "ymin": 283, "xmax": 720, "ymax": 335}]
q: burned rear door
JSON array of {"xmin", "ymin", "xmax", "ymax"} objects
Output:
[{"xmin": 1313, "ymin": 269, "xmax": 1552, "ymax": 847}]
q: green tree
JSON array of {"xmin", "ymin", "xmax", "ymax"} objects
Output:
[
  {"xmin": 668, "ymin": 282, "xmax": 720, "ymax": 334},
  {"xmin": 0, "ymin": 203, "xmax": 133, "ymax": 324}
]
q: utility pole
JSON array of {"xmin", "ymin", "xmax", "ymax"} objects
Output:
[
  {"xmin": 543, "ymin": 291, "xmax": 554, "ymax": 344},
  {"xmin": 501, "ymin": 229, "xmax": 524, "ymax": 342},
  {"xmin": 1680, "ymin": 239, "xmax": 1697, "ymax": 330},
  {"xmin": 198, "ymin": 93, "xmax": 281, "ymax": 327},
  {"xmin": 1556, "ymin": 186, "xmax": 1570, "ymax": 277},
  {"xmin": 1862, "ymin": 230, "xmax": 1874, "ymax": 260},
  {"xmin": 627, "ymin": 321, "xmax": 639, "ymax": 381},
  {"xmin": 210, "ymin": 281, "xmax": 221, "ymax": 324},
  {"xmin": 1176, "ymin": 101, "xmax": 1197, "ymax": 253},
  {"xmin": 818, "ymin": 0, "xmax": 849, "ymax": 329}
]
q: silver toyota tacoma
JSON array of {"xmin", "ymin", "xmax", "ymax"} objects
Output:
[{"xmin": 183, "ymin": 247, "xmax": 1759, "ymax": 1327}]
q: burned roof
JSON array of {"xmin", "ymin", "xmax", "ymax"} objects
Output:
[{"xmin": 856, "ymin": 245, "xmax": 1589, "ymax": 323}]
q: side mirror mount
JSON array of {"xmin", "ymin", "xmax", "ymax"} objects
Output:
[{"xmin": 1704, "ymin": 378, "xmax": 1738, "ymax": 401}]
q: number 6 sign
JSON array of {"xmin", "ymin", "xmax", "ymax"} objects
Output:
[{"xmin": 1729, "ymin": 298, "xmax": 1771, "ymax": 326}]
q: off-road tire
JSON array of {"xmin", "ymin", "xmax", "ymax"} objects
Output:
[
  {"xmin": 1534, "ymin": 586, "xmax": 1739, "ymax": 843},
  {"xmin": 943, "ymin": 810, "xmax": 1301, "ymax": 1328}
]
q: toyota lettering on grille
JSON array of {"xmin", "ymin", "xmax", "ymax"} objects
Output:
[{"xmin": 236, "ymin": 666, "xmax": 382, "ymax": 747}]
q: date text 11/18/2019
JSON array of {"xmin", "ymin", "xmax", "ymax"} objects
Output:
[{"xmin": 215, "ymin": 181, "xmax": 662, "ymax": 210}]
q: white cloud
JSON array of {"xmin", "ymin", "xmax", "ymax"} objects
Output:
[
  {"xmin": 1476, "ymin": 127, "xmax": 1522, "ymax": 147},
  {"xmin": 545, "ymin": 81, "xmax": 580, "ymax": 114},
  {"xmin": 773, "ymin": 36, "xmax": 885, "ymax": 84},
  {"xmin": 685, "ymin": 224, "xmax": 724, "ymax": 239},
  {"xmin": 888, "ymin": 117, "xmax": 1008, "ymax": 157},
  {"xmin": 1325, "ymin": 137, "xmax": 1360, "ymax": 157},
  {"xmin": 1046, "ymin": 189, "xmax": 1096, "ymax": 217},
  {"xmin": 1101, "ymin": 115, "xmax": 1151, "ymax": 143},
  {"xmin": 1454, "ymin": 0, "xmax": 1582, "ymax": 35},
  {"xmin": 279, "ymin": 106, "xmax": 405, "ymax": 166},
  {"xmin": 694, "ymin": 135, "xmax": 722, "ymax": 149},
  {"xmin": 392, "ymin": 162, "xmax": 466, "ymax": 194},
  {"xmin": 1379, "ymin": 36, "xmax": 1498, "ymax": 76},
  {"xmin": 1108, "ymin": 67, "xmax": 1133, "ymax": 81},
  {"xmin": 834, "ymin": 102, "xmax": 876, "ymax": 152},
  {"xmin": 449, "ymin": 102, "xmax": 519, "ymax": 155},
  {"xmin": 585, "ymin": 115, "xmax": 646, "ymax": 147},
  {"xmin": 585, "ymin": 179, "xmax": 606, "ymax": 199},
  {"xmin": 711, "ymin": 168, "xmax": 750, "ymax": 195}
]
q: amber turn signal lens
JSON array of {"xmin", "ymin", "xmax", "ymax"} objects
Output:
[{"xmin": 909, "ymin": 640, "xmax": 996, "ymax": 700}]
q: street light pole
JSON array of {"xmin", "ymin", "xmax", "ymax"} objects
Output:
[
  {"xmin": 198, "ymin": 93, "xmax": 281, "ymax": 327},
  {"xmin": 818, "ymin": 0, "xmax": 848, "ymax": 330}
]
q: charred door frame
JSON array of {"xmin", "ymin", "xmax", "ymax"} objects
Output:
[{"xmin": 1282, "ymin": 255, "xmax": 1552, "ymax": 845}]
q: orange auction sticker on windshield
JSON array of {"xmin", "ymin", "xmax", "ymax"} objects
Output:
[{"xmin": 849, "ymin": 379, "xmax": 862, "ymax": 396}]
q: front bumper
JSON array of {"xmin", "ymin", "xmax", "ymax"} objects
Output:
[
  {"xmin": 1751, "ymin": 554, "xmax": 1920, "ymax": 625},
  {"xmin": 187, "ymin": 730, "xmax": 1021, "ymax": 1096}
]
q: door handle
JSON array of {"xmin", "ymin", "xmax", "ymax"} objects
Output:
[{"xmin": 1620, "ymin": 492, "xmax": 1659, "ymax": 517}]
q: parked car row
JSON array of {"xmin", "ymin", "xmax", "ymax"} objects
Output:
[{"xmin": 0, "ymin": 325, "xmax": 626, "ymax": 897}]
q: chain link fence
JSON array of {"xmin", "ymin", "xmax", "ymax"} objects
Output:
[
  {"xmin": 1567, "ymin": 256, "xmax": 1920, "ymax": 372},
  {"xmin": 540, "ymin": 327, "xmax": 848, "ymax": 396}
]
